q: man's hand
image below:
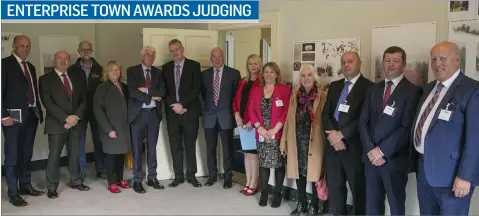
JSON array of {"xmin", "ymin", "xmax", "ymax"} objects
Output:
[
  {"xmin": 64, "ymin": 123, "xmax": 72, "ymax": 129},
  {"xmin": 453, "ymin": 177, "xmax": 471, "ymax": 198},
  {"xmin": 178, "ymin": 108, "xmax": 187, "ymax": 115},
  {"xmin": 332, "ymin": 140, "xmax": 347, "ymax": 151},
  {"xmin": 372, "ymin": 157, "xmax": 386, "ymax": 166},
  {"xmin": 170, "ymin": 103, "xmax": 184, "ymax": 114},
  {"xmin": 368, "ymin": 147, "xmax": 383, "ymax": 163},
  {"xmin": 109, "ymin": 131, "xmax": 117, "ymax": 139},
  {"xmin": 1, "ymin": 117, "xmax": 16, "ymax": 126},
  {"xmin": 66, "ymin": 115, "xmax": 78, "ymax": 126},
  {"xmin": 326, "ymin": 130, "xmax": 344, "ymax": 145},
  {"xmin": 152, "ymin": 97, "xmax": 161, "ymax": 101},
  {"xmin": 138, "ymin": 87, "xmax": 147, "ymax": 93}
]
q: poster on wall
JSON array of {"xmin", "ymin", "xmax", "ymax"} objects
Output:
[
  {"xmin": 371, "ymin": 22, "xmax": 437, "ymax": 85},
  {"xmin": 39, "ymin": 35, "xmax": 80, "ymax": 75},
  {"xmin": 449, "ymin": 18, "xmax": 479, "ymax": 81},
  {"xmin": 1, "ymin": 32, "xmax": 23, "ymax": 58},
  {"xmin": 448, "ymin": 0, "xmax": 476, "ymax": 21},
  {"xmin": 292, "ymin": 37, "xmax": 360, "ymax": 87}
]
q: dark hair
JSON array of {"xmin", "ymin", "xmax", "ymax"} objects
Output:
[
  {"xmin": 382, "ymin": 46, "xmax": 407, "ymax": 63},
  {"xmin": 259, "ymin": 62, "xmax": 282, "ymax": 86},
  {"xmin": 168, "ymin": 39, "xmax": 183, "ymax": 47}
]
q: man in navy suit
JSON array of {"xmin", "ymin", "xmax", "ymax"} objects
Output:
[
  {"xmin": 359, "ymin": 46, "xmax": 421, "ymax": 215},
  {"xmin": 1, "ymin": 35, "xmax": 44, "ymax": 206},
  {"xmin": 201, "ymin": 47, "xmax": 241, "ymax": 188},
  {"xmin": 412, "ymin": 41, "xmax": 479, "ymax": 215}
]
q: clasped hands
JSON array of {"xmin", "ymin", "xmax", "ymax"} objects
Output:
[
  {"xmin": 367, "ymin": 147, "xmax": 385, "ymax": 167},
  {"xmin": 257, "ymin": 126, "xmax": 278, "ymax": 140},
  {"xmin": 64, "ymin": 115, "xmax": 79, "ymax": 129},
  {"xmin": 326, "ymin": 130, "xmax": 346, "ymax": 151}
]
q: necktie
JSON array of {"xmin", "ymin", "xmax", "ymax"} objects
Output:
[
  {"xmin": 213, "ymin": 69, "xmax": 220, "ymax": 106},
  {"xmin": 175, "ymin": 65, "xmax": 181, "ymax": 102},
  {"xmin": 334, "ymin": 80, "xmax": 352, "ymax": 121},
  {"xmin": 383, "ymin": 81, "xmax": 393, "ymax": 107},
  {"xmin": 21, "ymin": 61, "xmax": 35, "ymax": 105},
  {"xmin": 61, "ymin": 73, "xmax": 72, "ymax": 101},
  {"xmin": 414, "ymin": 83, "xmax": 444, "ymax": 147},
  {"xmin": 145, "ymin": 69, "xmax": 151, "ymax": 88}
]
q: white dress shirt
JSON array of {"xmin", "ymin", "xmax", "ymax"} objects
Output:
[
  {"xmin": 384, "ymin": 74, "xmax": 404, "ymax": 95},
  {"xmin": 414, "ymin": 69, "xmax": 461, "ymax": 154},
  {"xmin": 55, "ymin": 69, "xmax": 72, "ymax": 91},
  {"xmin": 345, "ymin": 72, "xmax": 361, "ymax": 93}
]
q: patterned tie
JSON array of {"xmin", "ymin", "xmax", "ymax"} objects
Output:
[
  {"xmin": 334, "ymin": 80, "xmax": 352, "ymax": 121},
  {"xmin": 175, "ymin": 65, "xmax": 181, "ymax": 102},
  {"xmin": 61, "ymin": 73, "xmax": 72, "ymax": 101},
  {"xmin": 213, "ymin": 69, "xmax": 220, "ymax": 106},
  {"xmin": 383, "ymin": 81, "xmax": 393, "ymax": 107},
  {"xmin": 414, "ymin": 83, "xmax": 444, "ymax": 147},
  {"xmin": 21, "ymin": 61, "xmax": 35, "ymax": 105},
  {"xmin": 145, "ymin": 69, "xmax": 151, "ymax": 88}
]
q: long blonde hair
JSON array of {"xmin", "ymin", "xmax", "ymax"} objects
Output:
[
  {"xmin": 102, "ymin": 60, "xmax": 123, "ymax": 82},
  {"xmin": 245, "ymin": 54, "xmax": 262, "ymax": 80}
]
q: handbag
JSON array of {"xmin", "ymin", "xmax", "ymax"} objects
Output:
[{"xmin": 315, "ymin": 170, "xmax": 328, "ymax": 200}]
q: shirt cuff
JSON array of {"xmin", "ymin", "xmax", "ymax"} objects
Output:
[
  {"xmin": 2, "ymin": 117, "xmax": 10, "ymax": 121},
  {"xmin": 379, "ymin": 148, "xmax": 385, "ymax": 156}
]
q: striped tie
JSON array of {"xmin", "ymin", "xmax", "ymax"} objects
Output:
[
  {"xmin": 414, "ymin": 83, "xmax": 444, "ymax": 147},
  {"xmin": 213, "ymin": 69, "xmax": 220, "ymax": 106}
]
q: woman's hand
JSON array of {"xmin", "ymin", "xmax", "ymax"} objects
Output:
[
  {"xmin": 258, "ymin": 126, "xmax": 270, "ymax": 140},
  {"xmin": 235, "ymin": 113, "xmax": 244, "ymax": 127},
  {"xmin": 245, "ymin": 121, "xmax": 253, "ymax": 131},
  {"xmin": 109, "ymin": 130, "xmax": 117, "ymax": 139},
  {"xmin": 267, "ymin": 128, "xmax": 279, "ymax": 140},
  {"xmin": 280, "ymin": 146, "xmax": 287, "ymax": 156}
]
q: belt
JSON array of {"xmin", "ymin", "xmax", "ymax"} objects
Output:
[{"xmin": 141, "ymin": 107, "xmax": 156, "ymax": 111}]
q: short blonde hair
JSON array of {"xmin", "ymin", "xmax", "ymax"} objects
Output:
[
  {"xmin": 295, "ymin": 64, "xmax": 321, "ymax": 88},
  {"xmin": 259, "ymin": 62, "xmax": 282, "ymax": 86},
  {"xmin": 102, "ymin": 60, "xmax": 123, "ymax": 82},
  {"xmin": 246, "ymin": 54, "xmax": 263, "ymax": 79}
]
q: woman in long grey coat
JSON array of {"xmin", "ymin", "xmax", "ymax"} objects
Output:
[{"xmin": 93, "ymin": 60, "xmax": 132, "ymax": 193}]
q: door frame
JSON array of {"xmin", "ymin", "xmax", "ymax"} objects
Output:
[{"xmin": 208, "ymin": 12, "xmax": 279, "ymax": 63}]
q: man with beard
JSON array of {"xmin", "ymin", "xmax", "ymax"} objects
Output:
[{"xmin": 68, "ymin": 40, "xmax": 105, "ymax": 180}]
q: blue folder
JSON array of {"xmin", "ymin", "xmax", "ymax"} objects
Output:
[{"xmin": 238, "ymin": 126, "xmax": 257, "ymax": 150}]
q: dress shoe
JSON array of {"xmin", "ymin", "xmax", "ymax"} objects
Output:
[
  {"xmin": 133, "ymin": 182, "xmax": 146, "ymax": 194},
  {"xmin": 223, "ymin": 181, "xmax": 232, "ymax": 189},
  {"xmin": 147, "ymin": 179, "xmax": 165, "ymax": 189},
  {"xmin": 204, "ymin": 176, "xmax": 217, "ymax": 186},
  {"xmin": 271, "ymin": 192, "xmax": 282, "ymax": 208},
  {"xmin": 258, "ymin": 192, "xmax": 268, "ymax": 207},
  {"xmin": 19, "ymin": 187, "xmax": 44, "ymax": 196},
  {"xmin": 290, "ymin": 202, "xmax": 307, "ymax": 216},
  {"xmin": 9, "ymin": 195, "xmax": 27, "ymax": 207},
  {"xmin": 71, "ymin": 184, "xmax": 91, "ymax": 191},
  {"xmin": 47, "ymin": 190, "xmax": 58, "ymax": 199},
  {"xmin": 108, "ymin": 184, "xmax": 121, "ymax": 193},
  {"xmin": 307, "ymin": 204, "xmax": 319, "ymax": 216},
  {"xmin": 187, "ymin": 178, "xmax": 202, "ymax": 187},
  {"xmin": 97, "ymin": 171, "xmax": 107, "ymax": 180},
  {"xmin": 119, "ymin": 179, "xmax": 130, "ymax": 189},
  {"xmin": 168, "ymin": 178, "xmax": 184, "ymax": 187}
]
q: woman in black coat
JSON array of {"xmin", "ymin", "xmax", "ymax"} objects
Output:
[{"xmin": 93, "ymin": 60, "xmax": 132, "ymax": 193}]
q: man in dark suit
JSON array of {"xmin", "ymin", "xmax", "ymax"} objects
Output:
[
  {"xmin": 1, "ymin": 35, "xmax": 44, "ymax": 206},
  {"xmin": 322, "ymin": 51, "xmax": 373, "ymax": 215},
  {"xmin": 201, "ymin": 47, "xmax": 241, "ymax": 189},
  {"xmin": 359, "ymin": 46, "xmax": 421, "ymax": 215},
  {"xmin": 39, "ymin": 50, "xmax": 90, "ymax": 199},
  {"xmin": 161, "ymin": 39, "xmax": 202, "ymax": 188},
  {"xmin": 127, "ymin": 46, "xmax": 166, "ymax": 193},
  {"xmin": 412, "ymin": 41, "xmax": 479, "ymax": 215},
  {"xmin": 68, "ymin": 40, "xmax": 105, "ymax": 179}
]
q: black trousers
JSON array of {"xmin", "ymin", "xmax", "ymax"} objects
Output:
[
  {"xmin": 204, "ymin": 121, "xmax": 234, "ymax": 181},
  {"xmin": 105, "ymin": 154, "xmax": 125, "ymax": 185},
  {"xmin": 166, "ymin": 116, "xmax": 199, "ymax": 180},
  {"xmin": 46, "ymin": 128, "xmax": 82, "ymax": 191},
  {"xmin": 297, "ymin": 175, "xmax": 318, "ymax": 205},
  {"xmin": 259, "ymin": 166, "xmax": 285, "ymax": 194}
]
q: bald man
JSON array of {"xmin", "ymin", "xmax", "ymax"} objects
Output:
[
  {"xmin": 2, "ymin": 35, "xmax": 44, "ymax": 206},
  {"xmin": 39, "ymin": 50, "xmax": 90, "ymax": 199},
  {"xmin": 322, "ymin": 51, "xmax": 373, "ymax": 215},
  {"xmin": 411, "ymin": 41, "xmax": 479, "ymax": 215}
]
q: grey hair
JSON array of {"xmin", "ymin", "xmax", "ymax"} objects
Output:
[
  {"xmin": 78, "ymin": 40, "xmax": 92, "ymax": 49},
  {"xmin": 295, "ymin": 63, "xmax": 321, "ymax": 87},
  {"xmin": 141, "ymin": 46, "xmax": 156, "ymax": 56}
]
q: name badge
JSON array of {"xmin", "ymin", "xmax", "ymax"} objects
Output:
[
  {"xmin": 338, "ymin": 101, "xmax": 350, "ymax": 113},
  {"xmin": 438, "ymin": 103, "xmax": 453, "ymax": 121},
  {"xmin": 91, "ymin": 74, "xmax": 100, "ymax": 78},
  {"xmin": 275, "ymin": 99, "xmax": 283, "ymax": 107},
  {"xmin": 383, "ymin": 101, "xmax": 397, "ymax": 117}
]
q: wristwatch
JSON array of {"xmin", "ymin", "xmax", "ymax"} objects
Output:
[{"xmin": 255, "ymin": 124, "xmax": 261, "ymax": 129}]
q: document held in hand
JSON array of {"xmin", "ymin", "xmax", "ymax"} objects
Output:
[
  {"xmin": 238, "ymin": 126, "xmax": 257, "ymax": 150},
  {"xmin": 6, "ymin": 109, "xmax": 22, "ymax": 124}
]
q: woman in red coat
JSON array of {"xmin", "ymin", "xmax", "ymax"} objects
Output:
[
  {"xmin": 248, "ymin": 62, "xmax": 291, "ymax": 208},
  {"xmin": 232, "ymin": 54, "xmax": 261, "ymax": 196}
]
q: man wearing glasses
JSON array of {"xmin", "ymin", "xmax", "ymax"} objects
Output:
[{"xmin": 69, "ymin": 40, "xmax": 105, "ymax": 180}]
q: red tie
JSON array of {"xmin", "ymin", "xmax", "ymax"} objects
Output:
[
  {"xmin": 383, "ymin": 81, "xmax": 393, "ymax": 107},
  {"xmin": 145, "ymin": 69, "xmax": 151, "ymax": 88},
  {"xmin": 61, "ymin": 73, "xmax": 72, "ymax": 101},
  {"xmin": 21, "ymin": 61, "xmax": 35, "ymax": 105}
]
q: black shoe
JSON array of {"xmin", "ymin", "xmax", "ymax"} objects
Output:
[
  {"xmin": 168, "ymin": 178, "xmax": 184, "ymax": 187},
  {"xmin": 19, "ymin": 187, "xmax": 44, "ymax": 196},
  {"xmin": 307, "ymin": 204, "xmax": 319, "ymax": 216},
  {"xmin": 96, "ymin": 171, "xmax": 107, "ymax": 180},
  {"xmin": 187, "ymin": 178, "xmax": 202, "ymax": 187},
  {"xmin": 319, "ymin": 200, "xmax": 329, "ymax": 214},
  {"xmin": 147, "ymin": 179, "xmax": 165, "ymax": 189},
  {"xmin": 133, "ymin": 182, "xmax": 146, "ymax": 194},
  {"xmin": 204, "ymin": 176, "xmax": 217, "ymax": 186},
  {"xmin": 71, "ymin": 184, "xmax": 90, "ymax": 191},
  {"xmin": 223, "ymin": 181, "xmax": 232, "ymax": 189},
  {"xmin": 259, "ymin": 192, "xmax": 268, "ymax": 207},
  {"xmin": 9, "ymin": 195, "xmax": 27, "ymax": 207},
  {"xmin": 47, "ymin": 190, "xmax": 58, "ymax": 199},
  {"xmin": 271, "ymin": 193, "xmax": 282, "ymax": 208},
  {"xmin": 291, "ymin": 202, "xmax": 307, "ymax": 216}
]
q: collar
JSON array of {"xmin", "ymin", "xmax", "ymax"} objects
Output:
[
  {"xmin": 213, "ymin": 65, "xmax": 224, "ymax": 72},
  {"xmin": 55, "ymin": 69, "xmax": 68, "ymax": 77},
  {"xmin": 174, "ymin": 58, "xmax": 185, "ymax": 68},
  {"xmin": 346, "ymin": 73, "xmax": 361, "ymax": 84},
  {"xmin": 12, "ymin": 53, "xmax": 26, "ymax": 64},
  {"xmin": 439, "ymin": 69, "xmax": 461, "ymax": 88},
  {"xmin": 141, "ymin": 64, "xmax": 151, "ymax": 71},
  {"xmin": 385, "ymin": 74, "xmax": 404, "ymax": 86}
]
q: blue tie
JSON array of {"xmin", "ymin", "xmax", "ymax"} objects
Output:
[{"xmin": 334, "ymin": 80, "xmax": 352, "ymax": 121}]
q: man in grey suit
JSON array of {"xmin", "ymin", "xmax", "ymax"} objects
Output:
[{"xmin": 201, "ymin": 47, "xmax": 241, "ymax": 189}]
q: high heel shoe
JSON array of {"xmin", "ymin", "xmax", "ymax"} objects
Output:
[
  {"xmin": 290, "ymin": 201, "xmax": 307, "ymax": 216},
  {"xmin": 240, "ymin": 186, "xmax": 249, "ymax": 194},
  {"xmin": 244, "ymin": 187, "xmax": 258, "ymax": 196}
]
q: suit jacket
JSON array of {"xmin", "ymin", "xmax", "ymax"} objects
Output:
[
  {"xmin": 39, "ymin": 70, "xmax": 87, "ymax": 134},
  {"xmin": 232, "ymin": 77, "xmax": 260, "ymax": 124},
  {"xmin": 201, "ymin": 65, "xmax": 241, "ymax": 129},
  {"xmin": 1, "ymin": 54, "xmax": 43, "ymax": 123},
  {"xmin": 161, "ymin": 58, "xmax": 202, "ymax": 121},
  {"xmin": 410, "ymin": 72, "xmax": 479, "ymax": 187},
  {"xmin": 359, "ymin": 77, "xmax": 421, "ymax": 170},
  {"xmin": 322, "ymin": 74, "xmax": 374, "ymax": 158},
  {"xmin": 126, "ymin": 64, "xmax": 165, "ymax": 123},
  {"xmin": 248, "ymin": 84, "xmax": 291, "ymax": 140}
]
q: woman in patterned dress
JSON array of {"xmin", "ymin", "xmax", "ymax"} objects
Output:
[{"xmin": 248, "ymin": 62, "xmax": 291, "ymax": 208}]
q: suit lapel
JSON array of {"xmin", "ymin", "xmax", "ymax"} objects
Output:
[
  {"xmin": 137, "ymin": 65, "xmax": 146, "ymax": 86},
  {"xmin": 345, "ymin": 75, "xmax": 364, "ymax": 103},
  {"xmin": 379, "ymin": 79, "xmax": 407, "ymax": 119},
  {"xmin": 220, "ymin": 66, "xmax": 228, "ymax": 90},
  {"xmin": 53, "ymin": 72, "xmax": 72, "ymax": 102},
  {"xmin": 10, "ymin": 55, "xmax": 28, "ymax": 82},
  {"xmin": 178, "ymin": 59, "xmax": 188, "ymax": 89},
  {"xmin": 377, "ymin": 81, "xmax": 386, "ymax": 119}
]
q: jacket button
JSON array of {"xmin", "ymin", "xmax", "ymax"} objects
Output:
[{"xmin": 377, "ymin": 125, "xmax": 379, "ymax": 128}]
